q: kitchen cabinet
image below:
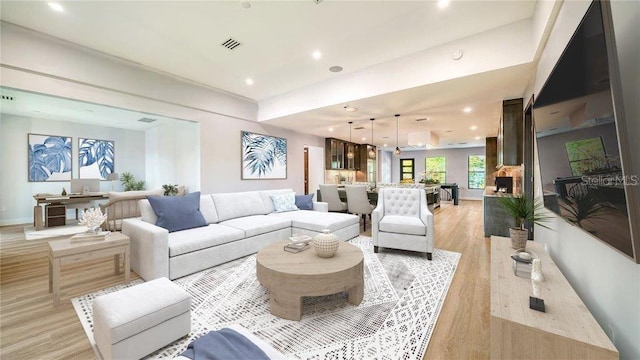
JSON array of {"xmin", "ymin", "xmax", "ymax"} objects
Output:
[
  {"xmin": 325, "ymin": 138, "xmax": 345, "ymax": 169},
  {"xmin": 486, "ymin": 137, "xmax": 497, "ymax": 186},
  {"xmin": 356, "ymin": 145, "xmax": 376, "ymax": 182},
  {"xmin": 497, "ymin": 98, "xmax": 524, "ymax": 167}
]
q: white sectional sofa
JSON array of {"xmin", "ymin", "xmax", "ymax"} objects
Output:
[{"xmin": 122, "ymin": 189, "xmax": 360, "ymax": 281}]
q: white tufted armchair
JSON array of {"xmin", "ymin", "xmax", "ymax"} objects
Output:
[{"xmin": 371, "ymin": 187, "xmax": 434, "ymax": 260}]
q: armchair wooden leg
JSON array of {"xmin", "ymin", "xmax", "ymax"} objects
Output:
[
  {"xmin": 374, "ymin": 246, "xmax": 379, "ymax": 253},
  {"xmin": 426, "ymin": 252, "xmax": 432, "ymax": 260}
]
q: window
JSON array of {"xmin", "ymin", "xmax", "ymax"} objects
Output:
[
  {"xmin": 468, "ymin": 155, "xmax": 486, "ymax": 189},
  {"xmin": 425, "ymin": 157, "xmax": 446, "ymax": 183},
  {"xmin": 400, "ymin": 158, "xmax": 415, "ymax": 181}
]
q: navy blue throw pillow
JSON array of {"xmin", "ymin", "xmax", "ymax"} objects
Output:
[
  {"xmin": 147, "ymin": 191, "xmax": 207, "ymax": 232},
  {"xmin": 295, "ymin": 193, "xmax": 314, "ymax": 210}
]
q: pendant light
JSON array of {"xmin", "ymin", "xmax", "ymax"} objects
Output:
[
  {"xmin": 393, "ymin": 114, "xmax": 402, "ymax": 156},
  {"xmin": 347, "ymin": 121, "xmax": 355, "ymax": 159},
  {"xmin": 368, "ymin": 118, "xmax": 376, "ymax": 159}
]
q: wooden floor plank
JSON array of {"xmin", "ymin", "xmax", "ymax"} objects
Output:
[{"xmin": 0, "ymin": 200, "xmax": 489, "ymax": 359}]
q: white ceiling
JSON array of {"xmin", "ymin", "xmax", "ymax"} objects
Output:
[{"xmin": 0, "ymin": 0, "xmax": 541, "ymax": 149}]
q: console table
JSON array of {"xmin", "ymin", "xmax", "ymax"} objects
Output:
[
  {"xmin": 490, "ymin": 236, "xmax": 617, "ymax": 359},
  {"xmin": 33, "ymin": 193, "xmax": 108, "ymax": 230}
]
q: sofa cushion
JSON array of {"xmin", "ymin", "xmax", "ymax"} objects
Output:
[
  {"xmin": 168, "ymin": 224, "xmax": 245, "ymax": 257},
  {"xmin": 269, "ymin": 210, "xmax": 359, "ymax": 233},
  {"xmin": 212, "ymin": 191, "xmax": 267, "ymax": 221},
  {"xmin": 295, "ymin": 193, "xmax": 314, "ymax": 210},
  {"xmin": 259, "ymin": 189, "xmax": 293, "ymax": 213},
  {"xmin": 199, "ymin": 194, "xmax": 219, "ymax": 224},
  {"xmin": 139, "ymin": 199, "xmax": 157, "ymax": 224},
  {"xmin": 379, "ymin": 215, "xmax": 426, "ymax": 236},
  {"xmin": 270, "ymin": 192, "xmax": 298, "ymax": 213},
  {"xmin": 148, "ymin": 192, "xmax": 207, "ymax": 232},
  {"xmin": 219, "ymin": 215, "xmax": 291, "ymax": 238}
]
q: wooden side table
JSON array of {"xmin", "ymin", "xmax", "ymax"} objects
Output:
[{"xmin": 48, "ymin": 232, "xmax": 130, "ymax": 305}]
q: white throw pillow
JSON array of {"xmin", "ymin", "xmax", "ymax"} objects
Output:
[
  {"xmin": 270, "ymin": 192, "xmax": 299, "ymax": 213},
  {"xmin": 139, "ymin": 199, "xmax": 158, "ymax": 224}
]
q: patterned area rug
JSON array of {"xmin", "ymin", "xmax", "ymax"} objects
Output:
[{"xmin": 72, "ymin": 237, "xmax": 460, "ymax": 359}]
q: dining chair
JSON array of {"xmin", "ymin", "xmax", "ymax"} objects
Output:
[
  {"xmin": 345, "ymin": 185, "xmax": 375, "ymax": 231},
  {"xmin": 319, "ymin": 184, "xmax": 348, "ymax": 212}
]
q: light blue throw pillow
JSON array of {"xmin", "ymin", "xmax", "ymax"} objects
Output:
[
  {"xmin": 147, "ymin": 191, "xmax": 207, "ymax": 232},
  {"xmin": 270, "ymin": 192, "xmax": 299, "ymax": 213}
]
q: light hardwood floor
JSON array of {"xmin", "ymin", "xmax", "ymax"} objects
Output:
[{"xmin": 0, "ymin": 200, "xmax": 489, "ymax": 359}]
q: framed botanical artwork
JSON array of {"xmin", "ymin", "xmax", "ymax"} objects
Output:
[
  {"xmin": 241, "ymin": 131, "xmax": 287, "ymax": 179},
  {"xmin": 78, "ymin": 138, "xmax": 114, "ymax": 180},
  {"xmin": 28, "ymin": 133, "xmax": 72, "ymax": 182}
]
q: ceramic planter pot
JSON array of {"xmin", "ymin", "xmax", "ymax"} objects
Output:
[{"xmin": 510, "ymin": 228, "xmax": 528, "ymax": 250}]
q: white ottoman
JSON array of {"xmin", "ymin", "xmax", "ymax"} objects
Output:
[{"xmin": 93, "ymin": 277, "xmax": 191, "ymax": 360}]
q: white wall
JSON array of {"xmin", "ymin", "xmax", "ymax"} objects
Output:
[
  {"xmin": 306, "ymin": 146, "xmax": 324, "ymax": 196},
  {"xmin": 388, "ymin": 146, "xmax": 485, "ymax": 200},
  {"xmin": 533, "ymin": 1, "xmax": 640, "ymax": 359},
  {"xmin": 145, "ymin": 121, "xmax": 200, "ymax": 192},
  {"xmin": 199, "ymin": 116, "xmax": 324, "ymax": 194},
  {"xmin": 0, "ymin": 115, "xmax": 146, "ymax": 225}
]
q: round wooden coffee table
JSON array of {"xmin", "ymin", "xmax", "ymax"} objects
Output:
[{"xmin": 256, "ymin": 240, "xmax": 364, "ymax": 321}]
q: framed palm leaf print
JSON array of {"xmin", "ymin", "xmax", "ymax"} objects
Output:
[
  {"xmin": 28, "ymin": 133, "xmax": 72, "ymax": 182},
  {"xmin": 78, "ymin": 138, "xmax": 114, "ymax": 180},
  {"xmin": 241, "ymin": 131, "xmax": 287, "ymax": 179}
]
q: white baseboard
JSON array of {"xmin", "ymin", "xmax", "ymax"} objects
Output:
[{"xmin": 0, "ymin": 217, "xmax": 32, "ymax": 226}]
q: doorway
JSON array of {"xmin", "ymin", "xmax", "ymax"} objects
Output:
[{"xmin": 305, "ymin": 146, "xmax": 324, "ymax": 196}]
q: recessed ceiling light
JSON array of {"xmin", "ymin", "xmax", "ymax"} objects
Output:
[
  {"xmin": 361, "ymin": 137, "xmax": 366, "ymax": 141},
  {"xmin": 470, "ymin": 125, "xmax": 478, "ymax": 130},
  {"xmin": 383, "ymin": 144, "xmax": 388, "ymax": 147},
  {"xmin": 329, "ymin": 66, "xmax": 343, "ymax": 73},
  {"xmin": 312, "ymin": 50, "xmax": 322, "ymax": 60},
  {"xmin": 452, "ymin": 50, "xmax": 464, "ymax": 60},
  {"xmin": 343, "ymin": 105, "xmax": 357, "ymax": 113},
  {"xmin": 245, "ymin": 78, "xmax": 254, "ymax": 85},
  {"xmin": 475, "ymin": 136, "xmax": 481, "ymax": 140},
  {"xmin": 463, "ymin": 107, "xmax": 472, "ymax": 113},
  {"xmin": 48, "ymin": 2, "xmax": 64, "ymax": 12},
  {"xmin": 328, "ymin": 127, "xmax": 334, "ymax": 132},
  {"xmin": 437, "ymin": 0, "xmax": 450, "ymax": 9}
]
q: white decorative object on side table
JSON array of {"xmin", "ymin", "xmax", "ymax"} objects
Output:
[
  {"xmin": 313, "ymin": 229, "xmax": 339, "ymax": 258},
  {"xmin": 79, "ymin": 207, "xmax": 108, "ymax": 233}
]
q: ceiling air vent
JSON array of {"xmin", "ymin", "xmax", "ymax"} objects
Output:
[
  {"xmin": 221, "ymin": 38, "xmax": 241, "ymax": 50},
  {"xmin": 415, "ymin": 118, "xmax": 428, "ymax": 122},
  {"xmin": 138, "ymin": 118, "xmax": 157, "ymax": 123},
  {"xmin": 353, "ymin": 126, "xmax": 365, "ymax": 130},
  {"xmin": 1, "ymin": 95, "xmax": 15, "ymax": 101}
]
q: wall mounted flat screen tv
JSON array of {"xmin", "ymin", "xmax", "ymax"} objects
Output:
[{"xmin": 533, "ymin": 0, "xmax": 639, "ymax": 262}]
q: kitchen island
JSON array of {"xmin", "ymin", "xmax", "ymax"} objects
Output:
[{"xmin": 483, "ymin": 186, "xmax": 516, "ymax": 237}]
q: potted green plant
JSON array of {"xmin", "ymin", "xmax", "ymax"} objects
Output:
[
  {"xmin": 162, "ymin": 184, "xmax": 179, "ymax": 196},
  {"xmin": 497, "ymin": 194, "xmax": 552, "ymax": 249},
  {"xmin": 120, "ymin": 172, "xmax": 145, "ymax": 191}
]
